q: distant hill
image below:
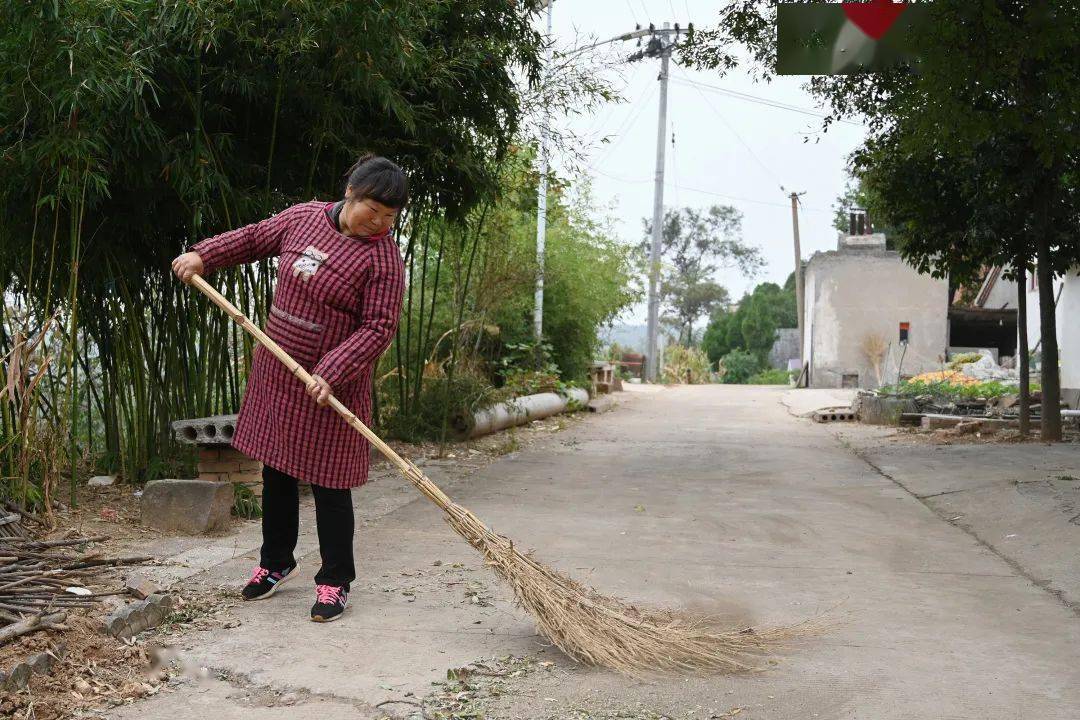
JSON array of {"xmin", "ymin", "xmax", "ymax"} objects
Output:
[{"xmin": 600, "ymin": 324, "xmax": 648, "ymax": 354}]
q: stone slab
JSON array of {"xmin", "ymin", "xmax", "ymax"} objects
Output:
[{"xmin": 141, "ymin": 479, "xmax": 233, "ymax": 534}]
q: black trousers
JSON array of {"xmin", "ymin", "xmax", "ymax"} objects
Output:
[{"xmin": 259, "ymin": 465, "xmax": 355, "ymax": 589}]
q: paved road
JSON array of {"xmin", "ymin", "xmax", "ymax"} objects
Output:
[{"xmin": 112, "ymin": 385, "xmax": 1080, "ymax": 719}]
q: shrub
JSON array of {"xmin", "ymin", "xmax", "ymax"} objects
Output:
[
  {"xmin": 662, "ymin": 345, "xmax": 713, "ymax": 384},
  {"xmin": 718, "ymin": 349, "xmax": 762, "ymax": 384},
  {"xmin": 747, "ymin": 368, "xmax": 793, "ymax": 385}
]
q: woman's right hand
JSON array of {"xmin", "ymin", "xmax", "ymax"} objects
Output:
[{"xmin": 171, "ymin": 252, "xmax": 205, "ymax": 284}]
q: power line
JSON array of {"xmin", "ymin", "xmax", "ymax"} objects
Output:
[
  {"xmin": 672, "ymin": 64, "xmax": 785, "ymax": 191},
  {"xmin": 591, "ymin": 81, "xmax": 659, "ymax": 167},
  {"xmin": 669, "ymin": 76, "xmax": 865, "ymax": 127},
  {"xmin": 589, "ymin": 166, "xmax": 831, "ymax": 213}
]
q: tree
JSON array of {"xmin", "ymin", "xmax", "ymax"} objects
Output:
[
  {"xmin": 640, "ymin": 205, "xmax": 762, "ymax": 346},
  {"xmin": 702, "ymin": 278, "xmax": 796, "ymax": 368},
  {"xmin": 684, "ymin": 1, "xmax": 1080, "ymax": 441}
]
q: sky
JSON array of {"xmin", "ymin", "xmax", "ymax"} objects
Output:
[{"xmin": 541, "ymin": 0, "xmax": 869, "ymax": 324}]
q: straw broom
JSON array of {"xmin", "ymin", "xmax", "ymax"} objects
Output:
[{"xmin": 190, "ymin": 274, "xmax": 792, "ymax": 673}]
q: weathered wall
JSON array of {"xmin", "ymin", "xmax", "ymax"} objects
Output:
[
  {"xmin": 769, "ymin": 328, "xmax": 800, "ymax": 369},
  {"xmin": 1057, "ymin": 269, "xmax": 1080, "ymax": 405},
  {"xmin": 803, "ymin": 250, "xmax": 949, "ymax": 389},
  {"xmin": 983, "ymin": 274, "xmax": 1018, "ymax": 309}
]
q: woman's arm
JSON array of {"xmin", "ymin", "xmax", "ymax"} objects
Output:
[
  {"xmin": 190, "ymin": 204, "xmax": 303, "ymax": 273},
  {"xmin": 311, "ymin": 245, "xmax": 406, "ymax": 393}
]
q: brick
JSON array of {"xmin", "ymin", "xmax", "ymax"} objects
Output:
[
  {"xmin": 125, "ymin": 573, "xmax": 163, "ymax": 600},
  {"xmin": 198, "ymin": 448, "xmax": 220, "ymax": 462},
  {"xmin": 219, "ymin": 448, "xmax": 248, "ymax": 462},
  {"xmin": 228, "ymin": 471, "xmax": 263, "ymax": 485},
  {"xmin": 198, "ymin": 472, "xmax": 228, "ymax": 483},
  {"xmin": 198, "ymin": 460, "xmax": 242, "ymax": 473},
  {"xmin": 238, "ymin": 461, "xmax": 263, "ymax": 472}
]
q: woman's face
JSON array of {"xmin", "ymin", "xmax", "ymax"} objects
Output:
[{"xmin": 344, "ymin": 189, "xmax": 399, "ymax": 236}]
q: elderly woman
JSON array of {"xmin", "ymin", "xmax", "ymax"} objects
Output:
[{"xmin": 172, "ymin": 155, "xmax": 407, "ymax": 622}]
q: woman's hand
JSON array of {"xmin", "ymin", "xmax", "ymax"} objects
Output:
[
  {"xmin": 307, "ymin": 375, "xmax": 333, "ymax": 406},
  {"xmin": 171, "ymin": 252, "xmax": 205, "ymax": 284}
]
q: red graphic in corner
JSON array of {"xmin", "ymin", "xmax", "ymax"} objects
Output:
[{"xmin": 843, "ymin": 0, "xmax": 909, "ymax": 40}]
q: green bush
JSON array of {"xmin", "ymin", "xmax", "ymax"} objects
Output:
[
  {"xmin": 881, "ymin": 379, "xmax": 1037, "ymax": 400},
  {"xmin": 384, "ymin": 371, "xmax": 504, "ymax": 442},
  {"xmin": 718, "ymin": 349, "xmax": 762, "ymax": 384},
  {"xmin": 747, "ymin": 368, "xmax": 793, "ymax": 385}
]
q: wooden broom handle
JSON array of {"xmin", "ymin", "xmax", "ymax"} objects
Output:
[{"xmin": 188, "ymin": 274, "xmax": 455, "ymax": 509}]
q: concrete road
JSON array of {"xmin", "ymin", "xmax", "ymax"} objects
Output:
[{"xmin": 111, "ymin": 385, "xmax": 1080, "ymax": 719}]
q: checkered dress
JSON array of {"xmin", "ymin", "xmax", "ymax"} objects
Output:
[{"xmin": 192, "ymin": 201, "xmax": 405, "ymax": 489}]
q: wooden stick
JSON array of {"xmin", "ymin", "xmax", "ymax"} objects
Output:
[{"xmin": 0, "ymin": 611, "xmax": 66, "ymax": 646}]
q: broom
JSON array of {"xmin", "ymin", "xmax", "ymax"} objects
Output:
[{"xmin": 190, "ymin": 274, "xmax": 791, "ymax": 673}]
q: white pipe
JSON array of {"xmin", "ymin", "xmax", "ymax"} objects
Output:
[{"xmin": 456, "ymin": 388, "xmax": 589, "ymax": 439}]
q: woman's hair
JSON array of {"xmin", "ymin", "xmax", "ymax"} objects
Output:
[{"xmin": 344, "ymin": 154, "xmax": 409, "ymax": 209}]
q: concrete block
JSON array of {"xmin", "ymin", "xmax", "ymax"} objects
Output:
[
  {"xmin": 126, "ymin": 610, "xmax": 148, "ymax": 635},
  {"xmin": 812, "ymin": 409, "xmax": 855, "ymax": 423},
  {"xmin": 141, "ymin": 479, "xmax": 233, "ymax": 534},
  {"xmin": 171, "ymin": 414, "xmax": 239, "ymax": 446},
  {"xmin": 147, "ymin": 593, "xmax": 174, "ymax": 612}
]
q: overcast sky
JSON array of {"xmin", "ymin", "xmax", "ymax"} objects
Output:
[{"xmin": 542, "ymin": 0, "xmax": 869, "ymax": 323}]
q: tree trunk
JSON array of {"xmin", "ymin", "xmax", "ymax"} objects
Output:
[
  {"xmin": 1015, "ymin": 264, "xmax": 1030, "ymax": 436},
  {"xmin": 1035, "ymin": 237, "xmax": 1062, "ymax": 441}
]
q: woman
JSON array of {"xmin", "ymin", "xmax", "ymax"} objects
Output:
[{"xmin": 172, "ymin": 155, "xmax": 407, "ymax": 622}]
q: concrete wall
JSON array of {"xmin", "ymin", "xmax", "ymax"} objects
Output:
[
  {"xmin": 1057, "ymin": 270, "xmax": 1080, "ymax": 405},
  {"xmin": 769, "ymin": 328, "xmax": 800, "ymax": 369},
  {"xmin": 983, "ymin": 274, "xmax": 1018, "ymax": 309},
  {"xmin": 802, "ymin": 249, "xmax": 949, "ymax": 389}
]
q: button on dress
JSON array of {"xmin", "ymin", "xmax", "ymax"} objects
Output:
[{"xmin": 192, "ymin": 201, "xmax": 405, "ymax": 489}]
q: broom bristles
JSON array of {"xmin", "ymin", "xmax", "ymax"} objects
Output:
[{"xmin": 406, "ymin": 462, "xmax": 802, "ymax": 675}]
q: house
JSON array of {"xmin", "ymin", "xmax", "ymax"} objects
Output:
[
  {"xmin": 800, "ymin": 233, "xmax": 950, "ymax": 389},
  {"xmin": 971, "ymin": 266, "xmax": 1080, "ymax": 407}
]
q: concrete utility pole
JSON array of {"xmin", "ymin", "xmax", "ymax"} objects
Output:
[
  {"xmin": 537, "ymin": 20, "xmax": 687, "ymax": 372},
  {"xmin": 789, "ymin": 191, "xmax": 806, "ymax": 375},
  {"xmin": 533, "ymin": 0, "xmax": 554, "ymax": 340},
  {"xmin": 638, "ymin": 23, "xmax": 682, "ymax": 383}
]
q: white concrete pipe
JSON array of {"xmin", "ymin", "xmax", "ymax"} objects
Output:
[{"xmin": 453, "ymin": 388, "xmax": 590, "ymax": 439}]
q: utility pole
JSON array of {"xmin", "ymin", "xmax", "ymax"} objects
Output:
[
  {"xmin": 533, "ymin": 0, "xmax": 554, "ymax": 341},
  {"xmin": 789, "ymin": 191, "xmax": 806, "ymax": 379},
  {"xmin": 543, "ymin": 20, "xmax": 687, "ymax": 375},
  {"xmin": 637, "ymin": 23, "xmax": 682, "ymax": 383}
]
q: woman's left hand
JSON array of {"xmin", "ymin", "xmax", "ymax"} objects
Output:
[{"xmin": 307, "ymin": 375, "xmax": 333, "ymax": 406}]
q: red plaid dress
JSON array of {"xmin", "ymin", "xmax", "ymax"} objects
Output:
[{"xmin": 192, "ymin": 201, "xmax": 405, "ymax": 489}]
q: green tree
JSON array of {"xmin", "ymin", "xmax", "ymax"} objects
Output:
[
  {"xmin": 684, "ymin": 1, "xmax": 1080, "ymax": 441},
  {"xmin": 641, "ymin": 205, "xmax": 762, "ymax": 346},
  {"xmin": 0, "ymin": 0, "xmax": 550, "ymax": 490},
  {"xmin": 703, "ymin": 278, "xmax": 795, "ymax": 368}
]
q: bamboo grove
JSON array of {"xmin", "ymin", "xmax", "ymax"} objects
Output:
[{"xmin": 0, "ymin": 1, "xmax": 639, "ymax": 509}]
